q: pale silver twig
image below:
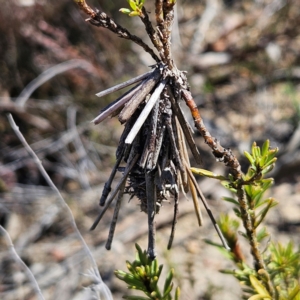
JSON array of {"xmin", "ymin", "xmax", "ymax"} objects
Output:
[
  {"xmin": 7, "ymin": 114, "xmax": 113, "ymax": 300},
  {"xmin": 0, "ymin": 225, "xmax": 45, "ymax": 300},
  {"xmin": 16, "ymin": 59, "xmax": 96, "ymax": 107}
]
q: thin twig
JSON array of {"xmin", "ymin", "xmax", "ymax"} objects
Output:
[
  {"xmin": 105, "ymin": 181, "xmax": 126, "ymax": 250},
  {"xmin": 99, "ymin": 147, "xmax": 126, "ymax": 206},
  {"xmin": 7, "ymin": 114, "xmax": 113, "ymax": 300},
  {"xmin": 181, "ymin": 89, "xmax": 242, "ymax": 178},
  {"xmin": 145, "ymin": 170, "xmax": 157, "ymax": 259},
  {"xmin": 168, "ymin": 87, "xmax": 202, "ymax": 165},
  {"xmin": 0, "ymin": 225, "xmax": 45, "ymax": 300},
  {"xmin": 74, "ymin": 0, "xmax": 159, "ymax": 62},
  {"xmin": 140, "ymin": 7, "xmax": 164, "ymax": 60},
  {"xmin": 16, "ymin": 59, "xmax": 96, "ymax": 107},
  {"xmin": 167, "ymin": 190, "xmax": 179, "ymax": 250},
  {"xmin": 95, "ymin": 69, "xmax": 155, "ymax": 98},
  {"xmin": 90, "ymin": 154, "xmax": 139, "ymax": 231}
]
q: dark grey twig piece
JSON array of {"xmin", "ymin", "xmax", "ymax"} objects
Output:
[
  {"xmin": 145, "ymin": 170, "xmax": 157, "ymax": 260},
  {"xmin": 119, "ymin": 68, "xmax": 162, "ymax": 124},
  {"xmin": 167, "ymin": 189, "xmax": 179, "ymax": 250},
  {"xmin": 125, "ymin": 79, "xmax": 167, "ymax": 144},
  {"xmin": 0, "ymin": 225, "xmax": 45, "ymax": 300},
  {"xmin": 96, "ymin": 69, "xmax": 155, "ymax": 98},
  {"xmin": 140, "ymin": 7, "xmax": 164, "ymax": 59},
  {"xmin": 164, "ymin": 101, "xmax": 184, "ymax": 172},
  {"xmin": 93, "ymin": 81, "xmax": 143, "ymax": 125},
  {"xmin": 168, "ymin": 88, "xmax": 202, "ymax": 165},
  {"xmin": 185, "ymin": 164, "xmax": 230, "ymax": 251},
  {"xmin": 90, "ymin": 154, "xmax": 139, "ymax": 230},
  {"xmin": 155, "ymin": 0, "xmax": 164, "ymax": 31},
  {"xmin": 99, "ymin": 147, "xmax": 126, "ymax": 206},
  {"xmin": 139, "ymin": 98, "xmax": 160, "ymax": 169},
  {"xmin": 105, "ymin": 181, "xmax": 126, "ymax": 250}
]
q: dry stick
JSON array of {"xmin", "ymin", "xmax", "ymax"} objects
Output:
[
  {"xmin": 140, "ymin": 7, "xmax": 165, "ymax": 60},
  {"xmin": 139, "ymin": 98, "xmax": 160, "ymax": 169},
  {"xmin": 125, "ymin": 79, "xmax": 167, "ymax": 145},
  {"xmin": 167, "ymin": 190, "xmax": 179, "ymax": 250},
  {"xmin": 176, "ymin": 121, "xmax": 203, "ymax": 226},
  {"xmin": 176, "ymin": 118, "xmax": 189, "ymax": 192},
  {"xmin": 155, "ymin": 0, "xmax": 164, "ymax": 31},
  {"xmin": 90, "ymin": 154, "xmax": 139, "ymax": 231},
  {"xmin": 93, "ymin": 81, "xmax": 144, "ymax": 125},
  {"xmin": 95, "ymin": 69, "xmax": 155, "ymax": 98},
  {"xmin": 119, "ymin": 68, "xmax": 163, "ymax": 124},
  {"xmin": 99, "ymin": 147, "xmax": 126, "ymax": 206},
  {"xmin": 6, "ymin": 114, "xmax": 113, "ymax": 300},
  {"xmin": 185, "ymin": 165, "xmax": 230, "ymax": 251},
  {"xmin": 168, "ymin": 88, "xmax": 202, "ymax": 165},
  {"xmin": 116, "ymin": 112, "xmax": 140, "ymax": 160},
  {"xmin": 161, "ymin": 0, "xmax": 176, "ymax": 69},
  {"xmin": 188, "ymin": 174, "xmax": 203, "ymax": 227},
  {"xmin": 74, "ymin": 0, "xmax": 159, "ymax": 63},
  {"xmin": 0, "ymin": 225, "xmax": 45, "ymax": 300},
  {"xmin": 145, "ymin": 170, "xmax": 157, "ymax": 260},
  {"xmin": 105, "ymin": 181, "xmax": 126, "ymax": 250}
]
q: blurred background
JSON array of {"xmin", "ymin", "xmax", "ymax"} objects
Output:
[{"xmin": 0, "ymin": 0, "xmax": 299, "ymax": 299}]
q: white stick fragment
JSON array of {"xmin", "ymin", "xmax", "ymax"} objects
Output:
[
  {"xmin": 125, "ymin": 79, "xmax": 167, "ymax": 145},
  {"xmin": 95, "ymin": 69, "xmax": 155, "ymax": 98},
  {"xmin": 0, "ymin": 225, "xmax": 46, "ymax": 300}
]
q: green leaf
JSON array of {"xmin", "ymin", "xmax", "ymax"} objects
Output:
[
  {"xmin": 119, "ymin": 8, "xmax": 131, "ymax": 14},
  {"xmin": 190, "ymin": 167, "xmax": 227, "ymax": 180},
  {"xmin": 287, "ymin": 283, "xmax": 300, "ymax": 299},
  {"xmin": 244, "ymin": 150, "xmax": 255, "ymax": 165},
  {"xmin": 249, "ymin": 275, "xmax": 272, "ymax": 299},
  {"xmin": 223, "ymin": 196, "xmax": 239, "ymax": 206},
  {"xmin": 175, "ymin": 287, "xmax": 181, "ymax": 300},
  {"xmin": 261, "ymin": 140, "xmax": 270, "ymax": 157},
  {"xmin": 128, "ymin": 0, "xmax": 137, "ymax": 10},
  {"xmin": 129, "ymin": 11, "xmax": 141, "ymax": 16},
  {"xmin": 163, "ymin": 269, "xmax": 174, "ymax": 294},
  {"xmin": 256, "ymin": 227, "xmax": 269, "ymax": 243}
]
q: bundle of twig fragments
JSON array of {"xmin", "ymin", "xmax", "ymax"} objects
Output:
[{"xmin": 74, "ymin": 0, "xmax": 240, "ymax": 258}]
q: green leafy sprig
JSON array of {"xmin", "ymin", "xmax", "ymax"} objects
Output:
[
  {"xmin": 120, "ymin": 0, "xmax": 145, "ymax": 17},
  {"xmin": 115, "ymin": 244, "xmax": 180, "ymax": 299}
]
